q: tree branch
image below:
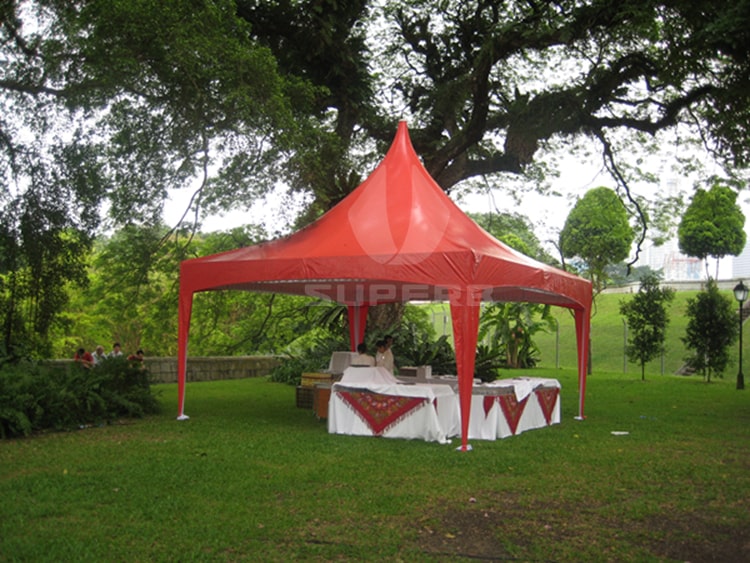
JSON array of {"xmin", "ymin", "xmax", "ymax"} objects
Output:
[{"xmin": 593, "ymin": 129, "xmax": 647, "ymax": 273}]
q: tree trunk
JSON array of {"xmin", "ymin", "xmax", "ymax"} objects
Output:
[{"xmin": 366, "ymin": 303, "xmax": 405, "ymax": 335}]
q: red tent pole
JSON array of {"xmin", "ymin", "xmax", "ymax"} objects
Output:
[
  {"xmin": 347, "ymin": 304, "xmax": 369, "ymax": 351},
  {"xmin": 177, "ymin": 284, "xmax": 193, "ymax": 420},
  {"xmin": 574, "ymin": 307, "xmax": 591, "ymax": 420},
  {"xmin": 449, "ymin": 288, "xmax": 481, "ymax": 452}
]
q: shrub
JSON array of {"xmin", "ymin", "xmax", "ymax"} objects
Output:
[
  {"xmin": 94, "ymin": 356, "xmax": 161, "ymax": 418},
  {"xmin": 0, "ymin": 357, "xmax": 160, "ymax": 439},
  {"xmin": 0, "ymin": 362, "xmax": 41, "ymax": 438},
  {"xmin": 394, "ymin": 329, "xmax": 456, "ymax": 375},
  {"xmin": 473, "ymin": 344, "xmax": 504, "ymax": 382}
]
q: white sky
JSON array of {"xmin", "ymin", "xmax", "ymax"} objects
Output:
[{"xmin": 164, "ymin": 154, "xmax": 609, "ymax": 239}]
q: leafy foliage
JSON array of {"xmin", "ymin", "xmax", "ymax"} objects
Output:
[
  {"xmin": 268, "ymin": 352, "xmax": 330, "ymax": 387},
  {"xmin": 0, "ymin": 1, "xmax": 304, "ymax": 358},
  {"xmin": 619, "ymin": 274, "xmax": 675, "ymax": 380},
  {"xmin": 242, "ymin": 0, "xmax": 750, "ymax": 229},
  {"xmin": 681, "ymin": 279, "xmax": 738, "ymax": 382},
  {"xmin": 0, "ymin": 357, "xmax": 160, "ymax": 439},
  {"xmin": 560, "ymin": 187, "xmax": 635, "ymax": 295},
  {"xmin": 478, "ymin": 302, "xmax": 554, "ymax": 370},
  {"xmin": 53, "ymin": 224, "xmax": 323, "ymax": 357},
  {"xmin": 468, "ymin": 211, "xmax": 558, "ymax": 265},
  {"xmin": 393, "ymin": 331, "xmax": 456, "ymax": 376},
  {"xmin": 472, "ymin": 344, "xmax": 505, "ymax": 383}
]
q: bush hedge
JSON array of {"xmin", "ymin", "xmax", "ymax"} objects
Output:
[{"xmin": 0, "ymin": 357, "xmax": 161, "ymax": 439}]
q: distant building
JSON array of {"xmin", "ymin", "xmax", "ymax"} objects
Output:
[
  {"xmin": 732, "ymin": 243, "xmax": 750, "ymax": 280},
  {"xmin": 636, "ymin": 238, "xmax": 703, "ymax": 282}
]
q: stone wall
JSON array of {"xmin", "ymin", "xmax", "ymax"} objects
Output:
[
  {"xmin": 603, "ymin": 279, "xmax": 743, "ymax": 294},
  {"xmin": 47, "ymin": 356, "xmax": 280, "ymax": 383},
  {"xmin": 148, "ymin": 356, "xmax": 280, "ymax": 383}
]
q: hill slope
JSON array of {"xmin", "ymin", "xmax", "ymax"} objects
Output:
[{"xmin": 422, "ymin": 288, "xmax": 747, "ymax": 378}]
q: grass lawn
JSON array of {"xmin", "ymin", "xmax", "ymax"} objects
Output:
[{"xmin": 2, "ymin": 370, "xmax": 749, "ymax": 561}]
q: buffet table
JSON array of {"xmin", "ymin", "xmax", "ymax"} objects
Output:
[
  {"xmin": 468, "ymin": 377, "xmax": 561, "ymax": 440},
  {"xmin": 328, "ymin": 367, "xmax": 458, "ymax": 443},
  {"xmin": 328, "ymin": 368, "xmax": 560, "ymax": 443}
]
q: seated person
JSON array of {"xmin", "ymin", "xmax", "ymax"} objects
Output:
[
  {"xmin": 74, "ymin": 347, "xmax": 94, "ymax": 368},
  {"xmin": 351, "ymin": 342, "xmax": 375, "ymax": 367}
]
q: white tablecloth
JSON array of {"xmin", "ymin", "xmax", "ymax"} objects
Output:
[
  {"xmin": 328, "ymin": 368, "xmax": 560, "ymax": 443},
  {"xmin": 468, "ymin": 378, "xmax": 561, "ymax": 440},
  {"xmin": 328, "ymin": 367, "xmax": 458, "ymax": 443}
]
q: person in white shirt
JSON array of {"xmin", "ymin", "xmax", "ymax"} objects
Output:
[
  {"xmin": 375, "ymin": 340, "xmax": 392, "ymax": 373},
  {"xmin": 351, "ymin": 342, "xmax": 375, "ymax": 367},
  {"xmin": 383, "ymin": 334, "xmax": 395, "ymax": 373},
  {"xmin": 108, "ymin": 342, "xmax": 123, "ymax": 358},
  {"xmin": 91, "ymin": 345, "xmax": 107, "ymax": 365}
]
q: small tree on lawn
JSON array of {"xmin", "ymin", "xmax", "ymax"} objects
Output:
[
  {"xmin": 682, "ymin": 279, "xmax": 738, "ymax": 382},
  {"xmin": 678, "ymin": 183, "xmax": 746, "ymax": 280},
  {"xmin": 559, "ymin": 186, "xmax": 635, "ymax": 297},
  {"xmin": 619, "ymin": 274, "xmax": 675, "ymax": 381}
]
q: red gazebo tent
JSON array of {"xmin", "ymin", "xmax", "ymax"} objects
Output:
[{"xmin": 177, "ymin": 121, "xmax": 592, "ymax": 450}]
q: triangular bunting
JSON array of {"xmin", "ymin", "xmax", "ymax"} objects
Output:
[
  {"xmin": 483, "ymin": 396, "xmax": 495, "ymax": 418},
  {"xmin": 535, "ymin": 387, "xmax": 560, "ymax": 425},
  {"xmin": 498, "ymin": 394, "xmax": 529, "ymax": 435}
]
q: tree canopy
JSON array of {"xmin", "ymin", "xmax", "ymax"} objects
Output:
[
  {"xmin": 5, "ymin": 1, "xmax": 745, "ymax": 225},
  {"xmin": 678, "ymin": 184, "xmax": 746, "ymax": 278},
  {"xmin": 559, "ymin": 186, "xmax": 635, "ymax": 294},
  {"xmin": 467, "ymin": 211, "xmax": 557, "ymax": 265}
]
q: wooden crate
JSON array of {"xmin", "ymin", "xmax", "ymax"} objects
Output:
[
  {"xmin": 313, "ymin": 384, "xmax": 332, "ymax": 419},
  {"xmin": 301, "ymin": 372, "xmax": 333, "ymax": 387},
  {"xmin": 295, "ymin": 385, "xmax": 314, "ymax": 409}
]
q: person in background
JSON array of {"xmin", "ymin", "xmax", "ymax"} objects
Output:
[
  {"xmin": 383, "ymin": 334, "xmax": 395, "ymax": 373},
  {"xmin": 91, "ymin": 345, "xmax": 106, "ymax": 365},
  {"xmin": 74, "ymin": 347, "xmax": 94, "ymax": 368},
  {"xmin": 375, "ymin": 340, "xmax": 390, "ymax": 372},
  {"xmin": 127, "ymin": 349, "xmax": 144, "ymax": 363},
  {"xmin": 352, "ymin": 342, "xmax": 375, "ymax": 367},
  {"xmin": 109, "ymin": 342, "xmax": 123, "ymax": 358}
]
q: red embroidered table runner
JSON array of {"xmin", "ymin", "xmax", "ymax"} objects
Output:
[
  {"xmin": 482, "ymin": 386, "xmax": 560, "ymax": 435},
  {"xmin": 338, "ymin": 390, "xmax": 428, "ymax": 435}
]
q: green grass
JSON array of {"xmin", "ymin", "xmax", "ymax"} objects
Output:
[{"xmin": 2, "ymin": 372, "xmax": 749, "ymax": 561}]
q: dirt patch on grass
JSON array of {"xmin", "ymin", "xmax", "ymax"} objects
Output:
[
  {"xmin": 406, "ymin": 491, "xmax": 750, "ymax": 562},
  {"xmin": 638, "ymin": 507, "xmax": 750, "ymax": 563}
]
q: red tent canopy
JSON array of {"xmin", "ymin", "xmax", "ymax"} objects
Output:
[{"xmin": 177, "ymin": 121, "xmax": 592, "ymax": 450}]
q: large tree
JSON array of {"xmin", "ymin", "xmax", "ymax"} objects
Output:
[
  {"xmin": 3, "ymin": 0, "xmax": 750, "ymax": 355},
  {"xmin": 238, "ymin": 0, "xmax": 750, "ymax": 223},
  {"xmin": 677, "ymin": 183, "xmax": 746, "ymax": 279},
  {"xmin": 468, "ymin": 211, "xmax": 558, "ymax": 265},
  {"xmin": 0, "ymin": 0, "xmax": 303, "ymax": 355}
]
